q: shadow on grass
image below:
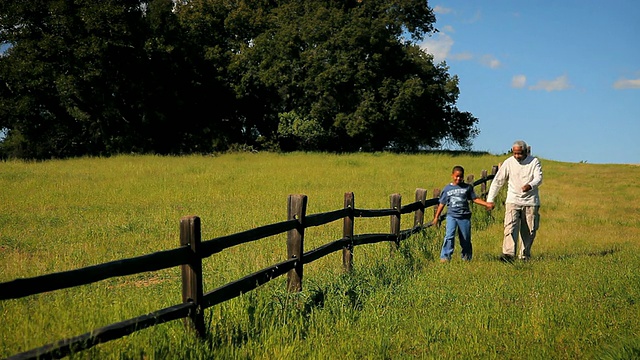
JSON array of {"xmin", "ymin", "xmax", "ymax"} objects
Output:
[
  {"xmin": 596, "ymin": 337, "xmax": 640, "ymax": 360},
  {"xmin": 487, "ymin": 247, "xmax": 620, "ymax": 264},
  {"xmin": 536, "ymin": 247, "xmax": 620, "ymax": 261}
]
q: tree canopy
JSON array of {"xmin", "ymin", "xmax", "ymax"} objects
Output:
[{"xmin": 0, "ymin": 0, "xmax": 479, "ymax": 159}]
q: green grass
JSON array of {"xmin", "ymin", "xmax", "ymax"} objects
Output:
[{"xmin": 1, "ymin": 153, "xmax": 639, "ymax": 359}]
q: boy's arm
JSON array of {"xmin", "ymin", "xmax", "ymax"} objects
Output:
[
  {"xmin": 473, "ymin": 198, "xmax": 493, "ymax": 210},
  {"xmin": 431, "ymin": 203, "xmax": 445, "ymax": 226}
]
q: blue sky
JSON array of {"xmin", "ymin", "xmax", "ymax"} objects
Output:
[{"xmin": 420, "ymin": 0, "xmax": 639, "ymax": 164}]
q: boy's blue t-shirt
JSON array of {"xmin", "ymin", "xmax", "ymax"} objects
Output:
[{"xmin": 439, "ymin": 183, "xmax": 477, "ymax": 219}]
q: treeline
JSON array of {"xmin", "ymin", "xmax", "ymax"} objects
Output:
[{"xmin": 0, "ymin": 0, "xmax": 478, "ymax": 159}]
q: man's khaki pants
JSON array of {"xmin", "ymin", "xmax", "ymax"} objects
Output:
[{"xmin": 503, "ymin": 203, "xmax": 540, "ymax": 259}]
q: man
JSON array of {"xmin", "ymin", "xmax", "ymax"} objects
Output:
[{"xmin": 487, "ymin": 140, "xmax": 543, "ymax": 261}]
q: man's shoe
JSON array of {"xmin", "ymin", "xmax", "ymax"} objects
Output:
[{"xmin": 500, "ymin": 254, "xmax": 515, "ymax": 263}]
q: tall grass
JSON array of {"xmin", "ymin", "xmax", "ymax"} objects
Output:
[{"xmin": 1, "ymin": 153, "xmax": 639, "ymax": 359}]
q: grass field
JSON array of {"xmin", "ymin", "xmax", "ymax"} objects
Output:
[{"xmin": 1, "ymin": 152, "xmax": 639, "ymax": 359}]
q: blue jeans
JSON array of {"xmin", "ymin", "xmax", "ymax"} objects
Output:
[{"xmin": 440, "ymin": 216, "xmax": 472, "ymax": 261}]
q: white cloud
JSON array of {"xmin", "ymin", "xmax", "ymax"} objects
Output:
[
  {"xmin": 447, "ymin": 51, "xmax": 501, "ymax": 69},
  {"xmin": 512, "ymin": 75, "xmax": 527, "ymax": 88},
  {"xmin": 480, "ymin": 54, "xmax": 501, "ymax": 69},
  {"xmin": 433, "ymin": 5, "xmax": 453, "ymax": 14},
  {"xmin": 441, "ymin": 25, "xmax": 455, "ymax": 33},
  {"xmin": 467, "ymin": 10, "xmax": 482, "ymax": 23},
  {"xmin": 529, "ymin": 75, "xmax": 572, "ymax": 92},
  {"xmin": 420, "ymin": 32, "xmax": 453, "ymax": 63},
  {"xmin": 613, "ymin": 78, "xmax": 640, "ymax": 89},
  {"xmin": 449, "ymin": 52, "xmax": 473, "ymax": 61},
  {"xmin": 419, "ymin": 19, "xmax": 498, "ymax": 69},
  {"xmin": 420, "ymin": 37, "xmax": 501, "ymax": 69}
]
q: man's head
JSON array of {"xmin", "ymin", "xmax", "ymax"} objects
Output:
[
  {"xmin": 512, "ymin": 140, "xmax": 528, "ymax": 162},
  {"xmin": 451, "ymin": 165, "xmax": 465, "ymax": 185}
]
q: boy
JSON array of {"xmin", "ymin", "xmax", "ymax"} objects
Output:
[{"xmin": 432, "ymin": 166, "xmax": 492, "ymax": 262}]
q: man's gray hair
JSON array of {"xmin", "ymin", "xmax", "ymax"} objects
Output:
[{"xmin": 512, "ymin": 140, "xmax": 528, "ymax": 150}]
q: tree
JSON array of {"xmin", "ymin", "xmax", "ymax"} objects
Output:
[
  {"xmin": 0, "ymin": 0, "xmax": 479, "ymax": 158},
  {"xmin": 227, "ymin": 0, "xmax": 478, "ymax": 151},
  {"xmin": 0, "ymin": 0, "xmax": 238, "ymax": 158},
  {"xmin": 1, "ymin": 0, "xmax": 148, "ymax": 158}
]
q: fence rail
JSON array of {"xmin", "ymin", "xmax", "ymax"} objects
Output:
[{"xmin": 1, "ymin": 167, "xmax": 497, "ymax": 360}]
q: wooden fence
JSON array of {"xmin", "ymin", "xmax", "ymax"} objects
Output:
[{"xmin": 0, "ymin": 166, "xmax": 497, "ymax": 360}]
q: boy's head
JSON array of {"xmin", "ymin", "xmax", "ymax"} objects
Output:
[{"xmin": 451, "ymin": 165, "xmax": 464, "ymax": 185}]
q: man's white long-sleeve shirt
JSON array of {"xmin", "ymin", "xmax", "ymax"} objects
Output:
[{"xmin": 486, "ymin": 155, "xmax": 543, "ymax": 206}]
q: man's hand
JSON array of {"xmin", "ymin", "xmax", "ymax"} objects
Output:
[
  {"xmin": 487, "ymin": 202, "xmax": 495, "ymax": 210},
  {"xmin": 522, "ymin": 184, "xmax": 532, "ymax": 192}
]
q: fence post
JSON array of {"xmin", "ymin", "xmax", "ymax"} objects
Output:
[
  {"xmin": 414, "ymin": 188, "xmax": 427, "ymax": 227},
  {"xmin": 287, "ymin": 194, "xmax": 307, "ymax": 292},
  {"xmin": 491, "ymin": 165, "xmax": 499, "ymax": 176},
  {"xmin": 180, "ymin": 215, "xmax": 206, "ymax": 338},
  {"xmin": 467, "ymin": 175, "xmax": 475, "ymax": 209},
  {"xmin": 343, "ymin": 192, "xmax": 354, "ymax": 272},
  {"xmin": 481, "ymin": 169, "xmax": 488, "ymax": 198},
  {"xmin": 433, "ymin": 188, "xmax": 441, "ymax": 224},
  {"xmin": 390, "ymin": 193, "xmax": 401, "ymax": 251}
]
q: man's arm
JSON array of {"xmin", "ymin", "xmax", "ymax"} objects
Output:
[
  {"xmin": 528, "ymin": 158, "xmax": 543, "ymax": 189},
  {"xmin": 486, "ymin": 162, "xmax": 508, "ymax": 203}
]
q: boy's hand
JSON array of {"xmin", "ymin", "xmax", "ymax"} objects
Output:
[{"xmin": 487, "ymin": 202, "xmax": 495, "ymax": 210}]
